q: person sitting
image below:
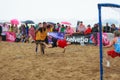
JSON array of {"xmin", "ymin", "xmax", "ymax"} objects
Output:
[
  {"xmin": 15, "ymin": 30, "xmax": 22, "ymax": 42},
  {"xmin": 104, "ymin": 30, "xmax": 120, "ymax": 67}
]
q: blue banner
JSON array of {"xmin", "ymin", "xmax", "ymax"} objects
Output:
[{"xmin": 48, "ymin": 32, "xmax": 64, "ymax": 40}]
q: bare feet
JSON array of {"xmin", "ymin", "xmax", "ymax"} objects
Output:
[
  {"xmin": 103, "ymin": 58, "xmax": 110, "ymax": 68},
  {"xmin": 63, "ymin": 47, "xmax": 66, "ymax": 53}
]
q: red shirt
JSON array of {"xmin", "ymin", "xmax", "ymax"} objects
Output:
[{"xmin": 84, "ymin": 27, "xmax": 92, "ymax": 35}]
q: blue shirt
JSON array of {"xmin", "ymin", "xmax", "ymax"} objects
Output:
[{"xmin": 114, "ymin": 37, "xmax": 120, "ymax": 53}]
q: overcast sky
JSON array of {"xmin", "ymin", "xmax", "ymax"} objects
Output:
[{"xmin": 0, "ymin": 0, "xmax": 120, "ymax": 26}]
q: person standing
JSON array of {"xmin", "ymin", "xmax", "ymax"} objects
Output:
[
  {"xmin": 0, "ymin": 25, "xmax": 2, "ymax": 41},
  {"xmin": 35, "ymin": 22, "xmax": 48, "ymax": 54},
  {"xmin": 25, "ymin": 24, "xmax": 29, "ymax": 42},
  {"xmin": 1, "ymin": 23, "xmax": 9, "ymax": 41},
  {"xmin": 29, "ymin": 25, "xmax": 35, "ymax": 43},
  {"xmin": 104, "ymin": 30, "xmax": 120, "ymax": 67},
  {"xmin": 110, "ymin": 24, "xmax": 118, "ymax": 33},
  {"xmin": 103, "ymin": 23, "xmax": 111, "ymax": 33},
  {"xmin": 91, "ymin": 23, "xmax": 99, "ymax": 46},
  {"xmin": 77, "ymin": 21, "xmax": 86, "ymax": 34},
  {"xmin": 84, "ymin": 24, "xmax": 92, "ymax": 35}
]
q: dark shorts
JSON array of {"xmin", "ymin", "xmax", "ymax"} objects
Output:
[
  {"xmin": 51, "ymin": 41, "xmax": 57, "ymax": 47},
  {"xmin": 35, "ymin": 37, "xmax": 48, "ymax": 44},
  {"xmin": 57, "ymin": 39, "xmax": 67, "ymax": 48},
  {"xmin": 15, "ymin": 38, "xmax": 21, "ymax": 42},
  {"xmin": 51, "ymin": 38, "xmax": 57, "ymax": 47},
  {"xmin": 35, "ymin": 40, "xmax": 44, "ymax": 44},
  {"xmin": 2, "ymin": 35, "xmax": 6, "ymax": 41}
]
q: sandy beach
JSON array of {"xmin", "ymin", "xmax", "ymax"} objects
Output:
[{"xmin": 0, "ymin": 42, "xmax": 120, "ymax": 80}]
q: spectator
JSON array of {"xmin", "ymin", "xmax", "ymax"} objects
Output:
[
  {"xmin": 25, "ymin": 24, "xmax": 29, "ymax": 38},
  {"xmin": 64, "ymin": 25, "xmax": 74, "ymax": 39},
  {"xmin": 24, "ymin": 24, "xmax": 29, "ymax": 43},
  {"xmin": 10, "ymin": 24, "xmax": 14, "ymax": 32},
  {"xmin": 1, "ymin": 23, "xmax": 9, "ymax": 41},
  {"xmin": 19, "ymin": 24, "xmax": 26, "ymax": 35},
  {"xmin": 15, "ymin": 30, "xmax": 22, "ymax": 42},
  {"xmin": 56, "ymin": 23, "xmax": 61, "ymax": 32},
  {"xmin": 111, "ymin": 24, "xmax": 118, "ymax": 33},
  {"xmin": 59, "ymin": 25, "xmax": 66, "ymax": 33},
  {"xmin": 84, "ymin": 24, "xmax": 92, "ymax": 35},
  {"xmin": 29, "ymin": 25, "xmax": 35, "ymax": 43},
  {"xmin": 91, "ymin": 23, "xmax": 99, "ymax": 46},
  {"xmin": 47, "ymin": 24, "xmax": 53, "ymax": 32},
  {"xmin": 77, "ymin": 21, "xmax": 86, "ymax": 34},
  {"xmin": 103, "ymin": 23, "xmax": 111, "ymax": 33},
  {"xmin": 19, "ymin": 24, "xmax": 26, "ymax": 42},
  {"xmin": 76, "ymin": 21, "xmax": 81, "ymax": 32},
  {"xmin": 13, "ymin": 24, "xmax": 18, "ymax": 33},
  {"xmin": 0, "ymin": 25, "xmax": 2, "ymax": 41},
  {"xmin": 92, "ymin": 23, "xmax": 99, "ymax": 33},
  {"xmin": 65, "ymin": 26, "xmax": 74, "ymax": 35}
]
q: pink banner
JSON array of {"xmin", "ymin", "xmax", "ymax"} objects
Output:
[
  {"xmin": 97, "ymin": 33, "xmax": 110, "ymax": 46},
  {"xmin": 6, "ymin": 32, "xmax": 16, "ymax": 42},
  {"xmin": 90, "ymin": 33, "xmax": 110, "ymax": 46}
]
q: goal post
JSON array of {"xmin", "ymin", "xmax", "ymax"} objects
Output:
[{"xmin": 98, "ymin": 3, "xmax": 120, "ymax": 80}]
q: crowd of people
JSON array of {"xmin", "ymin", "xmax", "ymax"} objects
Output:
[
  {"xmin": 0, "ymin": 22, "xmax": 74, "ymax": 42},
  {"xmin": 0, "ymin": 21, "xmax": 120, "ymax": 43}
]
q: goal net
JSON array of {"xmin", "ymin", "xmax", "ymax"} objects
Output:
[
  {"xmin": 102, "ymin": 6, "xmax": 120, "ymax": 28},
  {"xmin": 98, "ymin": 3, "xmax": 120, "ymax": 80}
]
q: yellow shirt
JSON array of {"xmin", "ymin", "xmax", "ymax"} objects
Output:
[{"xmin": 35, "ymin": 29, "xmax": 47, "ymax": 40}]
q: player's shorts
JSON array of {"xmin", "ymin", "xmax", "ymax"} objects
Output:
[
  {"xmin": 107, "ymin": 50, "xmax": 120, "ymax": 58},
  {"xmin": 57, "ymin": 39, "xmax": 67, "ymax": 48}
]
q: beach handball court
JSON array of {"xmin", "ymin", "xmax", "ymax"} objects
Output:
[{"xmin": 0, "ymin": 42, "xmax": 120, "ymax": 80}]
